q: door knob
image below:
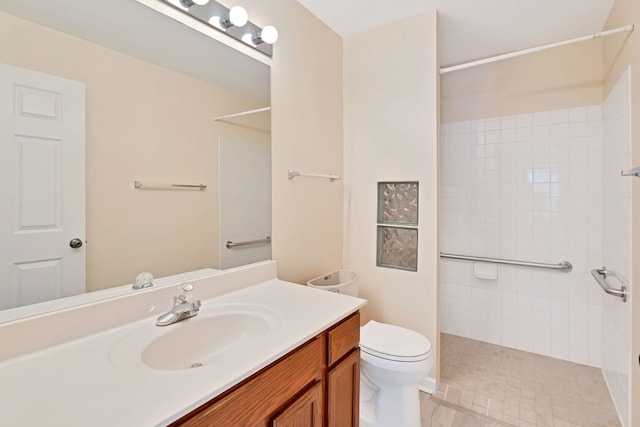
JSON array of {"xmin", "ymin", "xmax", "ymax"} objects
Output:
[{"xmin": 69, "ymin": 238, "xmax": 83, "ymax": 249}]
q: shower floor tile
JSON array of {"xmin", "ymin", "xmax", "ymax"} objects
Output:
[
  {"xmin": 421, "ymin": 393, "xmax": 511, "ymax": 426},
  {"xmin": 432, "ymin": 333, "xmax": 621, "ymax": 427}
]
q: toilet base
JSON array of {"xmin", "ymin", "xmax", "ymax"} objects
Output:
[
  {"xmin": 360, "ymin": 377, "xmax": 422, "ymax": 427},
  {"xmin": 358, "ymin": 320, "xmax": 433, "ymax": 427}
]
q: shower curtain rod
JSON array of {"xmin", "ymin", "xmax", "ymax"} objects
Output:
[
  {"xmin": 213, "ymin": 106, "xmax": 271, "ymax": 121},
  {"xmin": 439, "ymin": 24, "xmax": 634, "ymax": 75}
]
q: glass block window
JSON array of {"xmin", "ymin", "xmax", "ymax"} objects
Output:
[
  {"xmin": 376, "ymin": 182, "xmax": 418, "ymax": 272},
  {"xmin": 377, "ymin": 226, "xmax": 418, "ymax": 271},
  {"xmin": 377, "ymin": 182, "xmax": 418, "ymax": 225}
]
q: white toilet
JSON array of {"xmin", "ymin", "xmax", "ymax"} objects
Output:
[
  {"xmin": 307, "ymin": 271, "xmax": 433, "ymax": 427},
  {"xmin": 359, "ymin": 320, "xmax": 433, "ymax": 427}
]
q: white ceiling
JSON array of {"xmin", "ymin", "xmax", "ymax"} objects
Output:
[
  {"xmin": 296, "ymin": 0, "xmax": 616, "ymax": 66},
  {"xmin": 1, "ymin": 0, "xmax": 616, "ymax": 99}
]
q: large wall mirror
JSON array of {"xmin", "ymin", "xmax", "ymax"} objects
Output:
[{"xmin": 0, "ymin": 0, "xmax": 271, "ymax": 321}]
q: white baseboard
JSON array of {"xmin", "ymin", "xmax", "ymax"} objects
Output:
[{"xmin": 418, "ymin": 376, "xmax": 436, "ymax": 394}]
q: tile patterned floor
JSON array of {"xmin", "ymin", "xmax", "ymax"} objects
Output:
[
  {"xmin": 431, "ymin": 333, "xmax": 621, "ymax": 427},
  {"xmin": 421, "ymin": 393, "xmax": 510, "ymax": 427}
]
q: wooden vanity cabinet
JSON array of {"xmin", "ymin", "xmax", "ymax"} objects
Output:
[{"xmin": 170, "ymin": 311, "xmax": 360, "ymax": 427}]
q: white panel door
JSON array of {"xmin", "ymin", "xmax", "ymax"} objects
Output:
[
  {"xmin": 219, "ymin": 137, "xmax": 271, "ymax": 269},
  {"xmin": 0, "ymin": 64, "xmax": 85, "ymax": 309}
]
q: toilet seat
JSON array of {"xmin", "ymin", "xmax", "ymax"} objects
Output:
[{"xmin": 360, "ymin": 320, "xmax": 432, "ymax": 362}]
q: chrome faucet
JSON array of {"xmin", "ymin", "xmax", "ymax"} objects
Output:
[{"xmin": 156, "ymin": 283, "xmax": 201, "ymax": 326}]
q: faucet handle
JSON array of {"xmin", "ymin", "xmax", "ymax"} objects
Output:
[
  {"xmin": 173, "ymin": 283, "xmax": 194, "ymax": 305},
  {"xmin": 133, "ymin": 272, "xmax": 154, "ymax": 290}
]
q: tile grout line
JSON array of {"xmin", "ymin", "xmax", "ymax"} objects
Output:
[{"xmin": 425, "ymin": 395, "xmax": 514, "ymax": 427}]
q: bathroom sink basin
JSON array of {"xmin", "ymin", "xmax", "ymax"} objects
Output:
[
  {"xmin": 110, "ymin": 303, "xmax": 283, "ymax": 371},
  {"xmin": 143, "ymin": 312, "xmax": 270, "ymax": 370}
]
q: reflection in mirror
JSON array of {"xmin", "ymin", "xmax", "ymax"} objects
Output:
[{"xmin": 0, "ymin": 0, "xmax": 271, "ymax": 321}]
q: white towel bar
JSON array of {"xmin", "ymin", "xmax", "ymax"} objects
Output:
[{"xmin": 287, "ymin": 169, "xmax": 341, "ymax": 182}]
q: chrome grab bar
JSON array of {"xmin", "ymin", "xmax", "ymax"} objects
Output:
[
  {"xmin": 440, "ymin": 253, "xmax": 573, "ymax": 272},
  {"xmin": 134, "ymin": 181, "xmax": 207, "ymax": 190},
  {"xmin": 621, "ymin": 166, "xmax": 640, "ymax": 177},
  {"xmin": 226, "ymin": 236, "xmax": 271, "ymax": 249},
  {"xmin": 590, "ymin": 267, "xmax": 628, "ymax": 302}
]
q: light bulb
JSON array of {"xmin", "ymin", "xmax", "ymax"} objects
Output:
[
  {"xmin": 242, "ymin": 33, "xmax": 254, "ymax": 45},
  {"xmin": 228, "ymin": 6, "xmax": 248, "ymax": 27},
  {"xmin": 208, "ymin": 16, "xmax": 222, "ymax": 29},
  {"xmin": 254, "ymin": 25, "xmax": 278, "ymax": 45},
  {"xmin": 261, "ymin": 26, "xmax": 278, "ymax": 44}
]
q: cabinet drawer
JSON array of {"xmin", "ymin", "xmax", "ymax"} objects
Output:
[{"xmin": 327, "ymin": 312, "xmax": 360, "ymax": 366}]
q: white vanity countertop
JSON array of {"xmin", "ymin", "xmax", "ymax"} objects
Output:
[{"xmin": 0, "ymin": 278, "xmax": 366, "ymax": 426}]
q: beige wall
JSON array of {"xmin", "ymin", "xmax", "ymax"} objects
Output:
[
  {"xmin": 603, "ymin": 1, "xmax": 640, "ymax": 424},
  {"xmin": 441, "ymin": 40, "xmax": 603, "ymax": 123},
  {"xmin": 343, "ymin": 12, "xmax": 440, "ymax": 378},
  {"xmin": 0, "ymin": 11, "xmax": 267, "ymax": 292},
  {"xmin": 235, "ymin": 0, "xmax": 345, "ymax": 284}
]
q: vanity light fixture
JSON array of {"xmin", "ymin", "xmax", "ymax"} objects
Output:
[{"xmin": 164, "ymin": 0, "xmax": 277, "ymax": 57}]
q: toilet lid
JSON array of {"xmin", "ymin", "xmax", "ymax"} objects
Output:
[{"xmin": 360, "ymin": 320, "xmax": 432, "ymax": 362}]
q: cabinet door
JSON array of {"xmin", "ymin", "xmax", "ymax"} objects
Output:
[
  {"xmin": 271, "ymin": 381, "xmax": 323, "ymax": 427},
  {"xmin": 327, "ymin": 349, "xmax": 360, "ymax": 427}
]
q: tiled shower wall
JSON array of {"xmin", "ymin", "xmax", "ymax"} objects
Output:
[
  {"xmin": 601, "ymin": 68, "xmax": 631, "ymax": 426},
  {"xmin": 219, "ymin": 137, "xmax": 271, "ymax": 269},
  {"xmin": 439, "ymin": 105, "xmax": 605, "ymax": 367}
]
